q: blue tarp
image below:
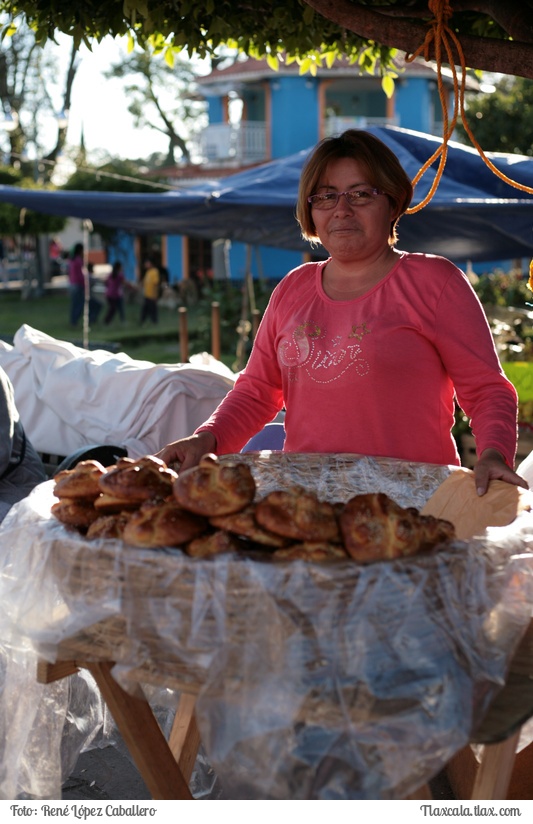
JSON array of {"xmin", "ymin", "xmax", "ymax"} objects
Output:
[{"xmin": 1, "ymin": 126, "xmax": 533, "ymax": 262}]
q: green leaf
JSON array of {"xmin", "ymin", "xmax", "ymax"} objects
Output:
[
  {"xmin": 266, "ymin": 53, "xmax": 279, "ymax": 71},
  {"xmin": 303, "ymin": 6, "xmax": 314, "ymax": 25},
  {"xmin": 164, "ymin": 47, "xmax": 174, "ymax": 67},
  {"xmin": 382, "ymin": 74, "xmax": 395, "ymax": 99}
]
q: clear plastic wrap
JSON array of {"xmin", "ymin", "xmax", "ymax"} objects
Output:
[{"xmin": 1, "ymin": 453, "xmax": 533, "ymax": 800}]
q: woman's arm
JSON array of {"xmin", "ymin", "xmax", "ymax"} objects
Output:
[{"xmin": 433, "ymin": 264, "xmax": 526, "ymax": 492}]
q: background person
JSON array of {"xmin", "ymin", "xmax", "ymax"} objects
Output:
[
  {"xmin": 104, "ymin": 261, "xmax": 126, "ymax": 325},
  {"xmin": 157, "ymin": 129, "xmax": 526, "ymax": 497},
  {"xmin": 48, "ymin": 236, "xmax": 63, "ymax": 278},
  {"xmin": 68, "ymin": 246, "xmax": 103, "ymax": 327},
  {"xmin": 86, "ymin": 262, "xmax": 103, "ymax": 324},
  {"xmin": 140, "ymin": 258, "xmax": 160, "ymax": 325},
  {"xmin": 0, "ymin": 238, "xmax": 7, "ymax": 289},
  {"xmin": 67, "ymin": 243, "xmax": 86, "ymax": 327}
]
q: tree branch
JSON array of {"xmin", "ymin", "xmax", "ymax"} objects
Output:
[
  {"xmin": 372, "ymin": 0, "xmax": 533, "ymax": 41},
  {"xmin": 43, "ymin": 42, "xmax": 79, "ymax": 167},
  {"xmin": 303, "ymin": 0, "xmax": 533, "ymax": 79},
  {"xmin": 449, "ymin": 1, "xmax": 533, "ymax": 43}
]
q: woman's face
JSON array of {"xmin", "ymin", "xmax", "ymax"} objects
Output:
[{"xmin": 310, "ymin": 157, "xmax": 397, "ymax": 263}]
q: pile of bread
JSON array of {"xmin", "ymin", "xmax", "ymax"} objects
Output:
[{"xmin": 51, "ymin": 453, "xmax": 456, "ymax": 564}]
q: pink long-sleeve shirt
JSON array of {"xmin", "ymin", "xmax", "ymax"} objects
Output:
[
  {"xmin": 68, "ymin": 255, "xmax": 85, "ymax": 287},
  {"xmin": 197, "ymin": 253, "xmax": 518, "ymax": 467}
]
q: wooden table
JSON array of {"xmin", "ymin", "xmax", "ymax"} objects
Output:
[
  {"xmin": 1, "ymin": 454, "xmax": 532, "ymax": 800},
  {"xmin": 36, "ymin": 617, "xmax": 533, "ymax": 800},
  {"xmin": 38, "ymin": 660, "xmax": 198, "ymax": 800},
  {"xmin": 450, "ymin": 618, "xmax": 533, "ymax": 800}
]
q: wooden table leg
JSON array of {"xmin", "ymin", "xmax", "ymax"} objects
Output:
[
  {"xmin": 84, "ymin": 661, "xmax": 193, "ymax": 800},
  {"xmin": 168, "ymin": 692, "xmax": 201, "ymax": 783},
  {"xmin": 471, "ymin": 730, "xmax": 521, "ymax": 800},
  {"xmin": 406, "ymin": 783, "xmax": 433, "ymax": 799}
]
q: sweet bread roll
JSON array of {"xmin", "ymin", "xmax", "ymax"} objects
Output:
[
  {"xmin": 209, "ymin": 504, "xmax": 290, "ymax": 547},
  {"xmin": 173, "ymin": 453, "xmax": 256, "ymax": 516},
  {"xmin": 185, "ymin": 529, "xmax": 239, "ymax": 558},
  {"xmin": 254, "ymin": 485, "xmax": 341, "ymax": 542},
  {"xmin": 51, "ymin": 498, "xmax": 100, "ymax": 530},
  {"xmin": 98, "ymin": 455, "xmax": 178, "ymax": 504},
  {"xmin": 122, "ymin": 498, "xmax": 208, "ymax": 548},
  {"xmin": 87, "ymin": 512, "xmax": 133, "ymax": 541},
  {"xmin": 54, "ymin": 460, "xmax": 107, "ymax": 501},
  {"xmin": 339, "ymin": 492, "xmax": 455, "ymax": 563},
  {"xmin": 417, "ymin": 513, "xmax": 456, "ymax": 547},
  {"xmin": 94, "ymin": 493, "xmax": 142, "ymax": 514},
  {"xmin": 273, "ymin": 542, "xmax": 349, "ymax": 562}
]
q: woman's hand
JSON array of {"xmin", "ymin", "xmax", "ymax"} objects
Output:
[
  {"xmin": 474, "ymin": 448, "xmax": 529, "ymax": 496},
  {"xmin": 155, "ymin": 431, "xmax": 217, "ymax": 472}
]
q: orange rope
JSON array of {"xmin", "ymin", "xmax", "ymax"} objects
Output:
[{"xmin": 404, "ymin": 0, "xmax": 533, "ymax": 218}]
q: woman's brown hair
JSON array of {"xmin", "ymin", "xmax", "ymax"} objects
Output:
[{"xmin": 296, "ymin": 130, "xmax": 413, "ymax": 245}]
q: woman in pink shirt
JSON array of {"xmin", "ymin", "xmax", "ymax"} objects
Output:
[{"xmin": 157, "ymin": 130, "xmax": 527, "ymax": 497}]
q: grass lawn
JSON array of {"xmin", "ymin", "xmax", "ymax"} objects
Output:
[{"xmin": 0, "ymin": 285, "xmax": 241, "ymax": 370}]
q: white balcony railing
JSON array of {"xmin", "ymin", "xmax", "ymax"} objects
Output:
[
  {"xmin": 198, "ymin": 122, "xmax": 268, "ymax": 165},
  {"xmin": 324, "ymin": 115, "xmax": 399, "ymax": 136},
  {"xmin": 197, "ymin": 115, "xmax": 403, "ymax": 166}
]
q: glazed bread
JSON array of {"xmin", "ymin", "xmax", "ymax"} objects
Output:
[
  {"xmin": 209, "ymin": 503, "xmax": 290, "ymax": 547},
  {"xmin": 254, "ymin": 485, "xmax": 341, "ymax": 542},
  {"xmin": 54, "ymin": 459, "xmax": 107, "ymax": 501},
  {"xmin": 51, "ymin": 498, "xmax": 101, "ymax": 530},
  {"xmin": 87, "ymin": 512, "xmax": 133, "ymax": 540},
  {"xmin": 122, "ymin": 498, "xmax": 208, "ymax": 548},
  {"xmin": 98, "ymin": 455, "xmax": 178, "ymax": 503},
  {"xmin": 173, "ymin": 453, "xmax": 256, "ymax": 516},
  {"xmin": 339, "ymin": 492, "xmax": 455, "ymax": 563},
  {"xmin": 50, "ymin": 453, "xmax": 456, "ymax": 563},
  {"xmin": 185, "ymin": 529, "xmax": 239, "ymax": 558},
  {"xmin": 273, "ymin": 541, "xmax": 349, "ymax": 562}
]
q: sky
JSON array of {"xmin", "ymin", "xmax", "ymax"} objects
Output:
[
  {"xmin": 59, "ymin": 36, "xmax": 172, "ymax": 161},
  {"xmin": 48, "ymin": 33, "xmax": 209, "ymax": 168}
]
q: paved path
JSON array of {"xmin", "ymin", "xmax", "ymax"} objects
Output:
[
  {"xmin": 61, "ymin": 741, "xmax": 454, "ymax": 800},
  {"xmin": 62, "ymin": 747, "xmax": 151, "ymax": 801}
]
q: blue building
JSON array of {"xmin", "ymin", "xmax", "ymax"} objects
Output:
[{"xmin": 115, "ymin": 55, "xmax": 475, "ymax": 286}]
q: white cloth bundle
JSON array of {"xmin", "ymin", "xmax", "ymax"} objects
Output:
[{"xmin": 0, "ymin": 325, "xmax": 235, "ymax": 458}]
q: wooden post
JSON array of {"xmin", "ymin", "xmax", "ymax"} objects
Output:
[
  {"xmin": 234, "ymin": 247, "xmax": 252, "ymax": 371},
  {"xmin": 211, "ymin": 301, "xmax": 221, "ymax": 360},
  {"xmin": 252, "ymin": 308, "xmax": 261, "ymax": 339},
  {"xmin": 179, "ymin": 306, "xmax": 189, "ymax": 363}
]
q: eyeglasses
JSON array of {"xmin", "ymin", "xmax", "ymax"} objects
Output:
[{"xmin": 308, "ymin": 186, "xmax": 384, "ymax": 210}]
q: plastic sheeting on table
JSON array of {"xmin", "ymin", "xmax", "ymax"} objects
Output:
[{"xmin": 1, "ymin": 453, "xmax": 533, "ymax": 800}]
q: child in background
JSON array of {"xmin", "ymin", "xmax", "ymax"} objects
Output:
[
  {"xmin": 104, "ymin": 261, "xmax": 126, "ymax": 325},
  {"xmin": 140, "ymin": 258, "xmax": 160, "ymax": 325}
]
